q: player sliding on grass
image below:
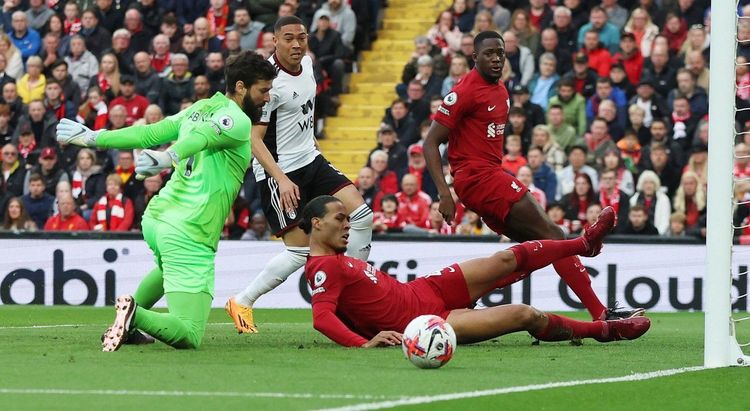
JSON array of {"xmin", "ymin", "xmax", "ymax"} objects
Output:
[
  {"xmin": 301, "ymin": 196, "xmax": 650, "ymax": 347},
  {"xmin": 56, "ymin": 51, "xmax": 277, "ymax": 351}
]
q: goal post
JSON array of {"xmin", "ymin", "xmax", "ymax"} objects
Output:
[{"xmin": 704, "ymin": 2, "xmax": 750, "ymax": 368}]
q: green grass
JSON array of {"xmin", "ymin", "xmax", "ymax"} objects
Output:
[{"xmin": 0, "ymin": 307, "xmax": 748, "ymax": 410}]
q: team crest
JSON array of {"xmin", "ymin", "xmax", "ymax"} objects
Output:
[
  {"xmin": 218, "ymin": 115, "xmax": 234, "ymax": 130},
  {"xmin": 314, "ymin": 271, "xmax": 327, "ymax": 287},
  {"xmin": 287, "ymin": 209, "xmax": 297, "ymax": 219},
  {"xmin": 443, "ymin": 92, "xmax": 458, "ymax": 106}
]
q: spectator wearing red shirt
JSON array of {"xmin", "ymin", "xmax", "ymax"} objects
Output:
[
  {"xmin": 406, "ymin": 144, "xmax": 437, "ymax": 199},
  {"xmin": 612, "ymin": 32, "xmax": 643, "ymax": 86},
  {"xmin": 356, "ymin": 166, "xmax": 384, "ymax": 212},
  {"xmin": 582, "ymin": 30, "xmax": 611, "ymax": 78},
  {"xmin": 372, "ymin": 194, "xmax": 405, "ymax": 233},
  {"xmin": 424, "ymin": 201, "xmax": 454, "ymax": 234},
  {"xmin": 150, "ymin": 34, "xmax": 171, "ymax": 76},
  {"xmin": 369, "ymin": 150, "xmax": 399, "ymax": 195},
  {"xmin": 735, "ymin": 143, "xmax": 750, "ymax": 179},
  {"xmin": 89, "ymin": 173, "xmax": 134, "ymax": 231},
  {"xmin": 109, "ymin": 75, "xmax": 149, "ymax": 126},
  {"xmin": 395, "ymin": 173, "xmax": 431, "ymax": 229},
  {"xmin": 44, "ymin": 193, "xmax": 89, "ymax": 231},
  {"xmin": 501, "ymin": 135, "xmax": 527, "ymax": 176}
]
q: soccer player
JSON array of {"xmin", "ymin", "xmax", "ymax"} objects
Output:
[
  {"xmin": 302, "ymin": 196, "xmax": 650, "ymax": 347},
  {"xmin": 424, "ymin": 31, "xmax": 642, "ymax": 322},
  {"xmin": 225, "ymin": 16, "xmax": 373, "ymax": 333},
  {"xmin": 55, "ymin": 51, "xmax": 277, "ymax": 351}
]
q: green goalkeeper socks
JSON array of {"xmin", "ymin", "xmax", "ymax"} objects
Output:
[
  {"xmin": 133, "ymin": 291, "xmax": 212, "ymax": 349},
  {"xmin": 133, "ymin": 267, "xmax": 165, "ymax": 309}
]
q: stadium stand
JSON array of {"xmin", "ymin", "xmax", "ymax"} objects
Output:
[{"xmin": 0, "ymin": 0, "xmax": 734, "ymax": 241}]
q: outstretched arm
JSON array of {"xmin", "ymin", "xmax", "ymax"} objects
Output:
[
  {"xmin": 312, "ymin": 301, "xmax": 369, "ymax": 347},
  {"xmin": 96, "ymin": 117, "xmax": 182, "ymax": 149}
]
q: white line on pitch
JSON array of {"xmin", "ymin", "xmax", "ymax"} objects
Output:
[
  {"xmin": 317, "ymin": 366, "xmax": 706, "ymax": 411},
  {"xmin": 0, "ymin": 322, "xmax": 303, "ymax": 330},
  {"xmin": 0, "ymin": 388, "xmax": 400, "ymax": 401}
]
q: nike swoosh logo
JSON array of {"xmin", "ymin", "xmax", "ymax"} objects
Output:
[
  {"xmin": 144, "ymin": 152, "xmax": 159, "ymax": 166},
  {"xmin": 447, "ymin": 266, "xmax": 455, "ymax": 273},
  {"xmin": 487, "ymin": 106, "xmax": 496, "ymax": 111}
]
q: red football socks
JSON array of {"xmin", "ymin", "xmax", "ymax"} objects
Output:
[
  {"xmin": 553, "ymin": 256, "xmax": 607, "ymax": 320},
  {"xmin": 509, "ymin": 238, "xmax": 587, "ymax": 273},
  {"xmin": 531, "ymin": 313, "xmax": 605, "ymax": 341},
  {"xmin": 509, "ymin": 240, "xmax": 607, "ymax": 320}
]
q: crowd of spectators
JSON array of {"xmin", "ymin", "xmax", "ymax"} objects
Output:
[
  {"xmin": 0, "ymin": 0, "xmax": 742, "ymax": 242},
  {"xmin": 355, "ymin": 0, "xmax": 745, "ymax": 240},
  {"xmin": 0, "ymin": 0, "xmax": 379, "ymax": 239}
]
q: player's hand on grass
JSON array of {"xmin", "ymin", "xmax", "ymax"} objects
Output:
[
  {"xmin": 135, "ymin": 149, "xmax": 179, "ymax": 180},
  {"xmin": 278, "ymin": 176, "xmax": 300, "ymax": 213},
  {"xmin": 362, "ymin": 331, "xmax": 403, "ymax": 348},
  {"xmin": 438, "ymin": 195, "xmax": 456, "ymax": 224},
  {"xmin": 56, "ymin": 119, "xmax": 102, "ymax": 147}
]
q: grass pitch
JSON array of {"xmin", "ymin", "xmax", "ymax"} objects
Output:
[{"xmin": 1, "ymin": 307, "xmax": 748, "ymax": 410}]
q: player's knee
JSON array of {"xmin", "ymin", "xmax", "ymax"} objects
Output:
[
  {"xmin": 349, "ymin": 204, "xmax": 373, "ymax": 231},
  {"xmin": 493, "ymin": 250, "xmax": 517, "ymax": 268},
  {"xmin": 518, "ymin": 306, "xmax": 545, "ymax": 330}
]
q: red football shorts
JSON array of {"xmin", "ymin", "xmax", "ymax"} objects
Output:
[
  {"xmin": 452, "ymin": 167, "xmax": 528, "ymax": 234},
  {"xmin": 408, "ymin": 264, "xmax": 473, "ymax": 319}
]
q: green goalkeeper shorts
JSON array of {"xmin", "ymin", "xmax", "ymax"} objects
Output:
[{"xmin": 142, "ymin": 216, "xmax": 216, "ymax": 296}]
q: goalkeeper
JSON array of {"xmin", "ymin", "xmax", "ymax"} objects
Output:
[{"xmin": 56, "ymin": 51, "xmax": 277, "ymax": 351}]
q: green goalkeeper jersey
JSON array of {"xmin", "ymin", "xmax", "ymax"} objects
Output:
[{"xmin": 97, "ymin": 92, "xmax": 252, "ymax": 250}]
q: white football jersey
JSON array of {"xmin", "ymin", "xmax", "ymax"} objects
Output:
[{"xmin": 252, "ymin": 54, "xmax": 320, "ymax": 180}]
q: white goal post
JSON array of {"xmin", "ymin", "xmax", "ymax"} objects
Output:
[{"xmin": 704, "ymin": 1, "xmax": 750, "ymax": 368}]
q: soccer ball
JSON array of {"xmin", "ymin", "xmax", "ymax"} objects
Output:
[{"xmin": 402, "ymin": 315, "xmax": 456, "ymax": 369}]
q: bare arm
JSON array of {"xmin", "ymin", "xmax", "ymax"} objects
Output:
[
  {"xmin": 424, "ymin": 121, "xmax": 456, "ymax": 223},
  {"xmin": 251, "ymin": 124, "xmax": 300, "ymax": 211}
]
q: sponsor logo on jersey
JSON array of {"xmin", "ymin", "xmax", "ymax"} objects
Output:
[
  {"xmin": 511, "ymin": 180, "xmax": 522, "ymax": 193},
  {"xmin": 443, "ymin": 92, "xmax": 458, "ymax": 106},
  {"xmin": 219, "ymin": 115, "xmax": 234, "ymax": 130},
  {"xmin": 292, "ymin": 91, "xmax": 299, "ymax": 99},
  {"xmin": 363, "ymin": 264, "xmax": 378, "ymax": 284},
  {"xmin": 314, "ymin": 271, "xmax": 327, "ymax": 287},
  {"xmin": 311, "ymin": 287, "xmax": 326, "ymax": 295},
  {"xmin": 287, "ymin": 209, "xmax": 297, "ymax": 219},
  {"xmin": 486, "ymin": 122, "xmax": 505, "ymax": 139}
]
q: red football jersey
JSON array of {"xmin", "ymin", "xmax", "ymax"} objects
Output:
[
  {"xmin": 306, "ymin": 254, "xmax": 428, "ymax": 347},
  {"xmin": 433, "ymin": 68, "xmax": 511, "ymax": 173}
]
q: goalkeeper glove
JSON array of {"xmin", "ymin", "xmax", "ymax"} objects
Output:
[
  {"xmin": 135, "ymin": 149, "xmax": 180, "ymax": 180},
  {"xmin": 56, "ymin": 118, "xmax": 103, "ymax": 147}
]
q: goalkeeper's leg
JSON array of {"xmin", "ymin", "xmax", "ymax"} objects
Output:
[
  {"xmin": 132, "ymin": 291, "xmax": 212, "ymax": 349},
  {"xmin": 133, "ymin": 267, "xmax": 164, "ymax": 308}
]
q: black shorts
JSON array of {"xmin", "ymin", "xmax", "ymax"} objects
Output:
[{"xmin": 258, "ymin": 155, "xmax": 353, "ymax": 236}]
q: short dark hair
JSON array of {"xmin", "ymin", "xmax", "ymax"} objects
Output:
[
  {"xmin": 298, "ymin": 195, "xmax": 341, "ymax": 234},
  {"xmin": 596, "ymin": 77, "xmax": 612, "ymax": 86},
  {"xmin": 224, "ymin": 51, "xmax": 277, "ymax": 94},
  {"xmin": 558, "ymin": 78, "xmax": 575, "ymax": 89},
  {"xmin": 527, "ymin": 145, "xmax": 544, "ymax": 155},
  {"xmin": 473, "ymin": 30, "xmax": 503, "ymax": 51},
  {"xmin": 28, "ymin": 173, "xmax": 44, "ymax": 184},
  {"xmin": 548, "ymin": 103, "xmax": 563, "ymax": 111},
  {"xmin": 274, "ymin": 15, "xmax": 305, "ymax": 33},
  {"xmin": 630, "ymin": 204, "xmax": 647, "ymax": 214},
  {"xmin": 381, "ymin": 194, "xmax": 398, "ymax": 207}
]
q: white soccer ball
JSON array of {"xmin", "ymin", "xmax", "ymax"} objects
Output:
[{"xmin": 402, "ymin": 315, "xmax": 457, "ymax": 369}]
